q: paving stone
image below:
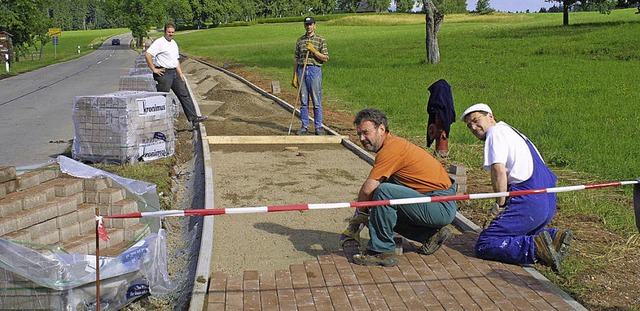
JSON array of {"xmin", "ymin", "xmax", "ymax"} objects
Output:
[{"xmin": 0, "ymin": 166, "xmax": 16, "ymax": 184}]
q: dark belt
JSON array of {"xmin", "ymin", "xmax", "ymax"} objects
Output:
[{"xmin": 155, "ymin": 66, "xmax": 176, "ymax": 70}]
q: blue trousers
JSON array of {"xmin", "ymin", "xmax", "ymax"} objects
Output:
[
  {"xmin": 475, "ymin": 136, "xmax": 558, "ymax": 265},
  {"xmin": 297, "ymin": 66, "xmax": 322, "ymax": 129},
  {"xmin": 367, "ymin": 181, "xmax": 457, "ymax": 253}
]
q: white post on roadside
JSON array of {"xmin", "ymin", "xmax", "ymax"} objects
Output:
[
  {"xmin": 4, "ymin": 54, "xmax": 8, "ymax": 73},
  {"xmin": 77, "ymin": 45, "xmax": 80, "ymax": 54}
]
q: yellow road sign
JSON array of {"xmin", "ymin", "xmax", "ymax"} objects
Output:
[{"xmin": 48, "ymin": 28, "xmax": 62, "ymax": 36}]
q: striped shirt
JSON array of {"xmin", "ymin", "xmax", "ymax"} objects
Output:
[{"xmin": 295, "ymin": 33, "xmax": 328, "ymax": 66}]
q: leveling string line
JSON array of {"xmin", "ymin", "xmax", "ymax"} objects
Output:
[{"xmin": 95, "ymin": 180, "xmax": 638, "ymax": 242}]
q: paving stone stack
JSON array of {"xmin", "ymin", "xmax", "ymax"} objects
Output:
[
  {"xmin": 119, "ymin": 74, "xmax": 157, "ymax": 92},
  {"xmin": 0, "ymin": 165, "xmax": 150, "ymax": 310},
  {"xmin": 71, "ymin": 91, "xmax": 176, "ymax": 164},
  {"xmin": 447, "ymin": 163, "xmax": 467, "ymax": 195}
]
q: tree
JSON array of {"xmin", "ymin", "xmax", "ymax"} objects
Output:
[
  {"xmin": 0, "ymin": 0, "xmax": 51, "ymax": 62},
  {"xmin": 422, "ymin": 0, "xmax": 442, "ymax": 64},
  {"xmin": 474, "ymin": 0, "xmax": 495, "ymax": 14},
  {"xmin": 546, "ymin": 0, "xmax": 616, "ymax": 25},
  {"xmin": 396, "ymin": 0, "xmax": 416, "ymax": 13},
  {"xmin": 369, "ymin": 0, "xmax": 391, "ymax": 12}
]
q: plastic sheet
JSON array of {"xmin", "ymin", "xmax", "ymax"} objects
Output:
[{"xmin": 0, "ymin": 230, "xmax": 174, "ymax": 310}]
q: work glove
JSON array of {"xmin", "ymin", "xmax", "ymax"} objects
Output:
[
  {"xmin": 339, "ymin": 208, "xmax": 370, "ymax": 247},
  {"xmin": 306, "ymin": 42, "xmax": 318, "ymax": 54},
  {"xmin": 292, "ymin": 71, "xmax": 298, "ymax": 88}
]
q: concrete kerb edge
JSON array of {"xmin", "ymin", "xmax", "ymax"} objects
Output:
[
  {"xmin": 183, "ymin": 72, "xmax": 214, "ymax": 311},
  {"xmin": 182, "ymin": 55, "xmax": 585, "ymax": 311}
]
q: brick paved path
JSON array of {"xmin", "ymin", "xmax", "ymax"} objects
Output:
[{"xmin": 206, "ymin": 231, "xmax": 581, "ymax": 310}]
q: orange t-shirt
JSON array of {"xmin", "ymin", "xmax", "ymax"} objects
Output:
[{"xmin": 368, "ymin": 134, "xmax": 451, "ymax": 193}]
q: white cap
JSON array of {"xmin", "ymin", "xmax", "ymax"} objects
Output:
[{"xmin": 461, "ymin": 103, "xmax": 492, "ymax": 122}]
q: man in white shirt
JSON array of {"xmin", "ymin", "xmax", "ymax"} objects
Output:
[
  {"xmin": 145, "ymin": 22, "xmax": 207, "ymax": 125},
  {"xmin": 461, "ymin": 103, "xmax": 573, "ymax": 272}
]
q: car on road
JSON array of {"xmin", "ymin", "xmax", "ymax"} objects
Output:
[{"xmin": 111, "ymin": 38, "xmax": 121, "ymax": 45}]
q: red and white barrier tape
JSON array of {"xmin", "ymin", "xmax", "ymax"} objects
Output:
[{"xmin": 103, "ymin": 180, "xmax": 637, "ymax": 220}]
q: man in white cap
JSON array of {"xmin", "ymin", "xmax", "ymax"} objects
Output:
[{"xmin": 461, "ymin": 103, "xmax": 573, "ymax": 272}]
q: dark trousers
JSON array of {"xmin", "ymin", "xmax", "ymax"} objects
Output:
[{"xmin": 153, "ymin": 68, "xmax": 198, "ymax": 121}]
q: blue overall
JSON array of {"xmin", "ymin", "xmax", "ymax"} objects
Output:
[
  {"xmin": 367, "ymin": 179, "xmax": 458, "ymax": 254},
  {"xmin": 475, "ymin": 130, "xmax": 558, "ymax": 265},
  {"xmin": 297, "ymin": 65, "xmax": 322, "ymax": 130}
]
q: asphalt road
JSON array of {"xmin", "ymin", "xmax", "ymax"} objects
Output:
[{"xmin": 0, "ymin": 34, "xmax": 137, "ymax": 167}]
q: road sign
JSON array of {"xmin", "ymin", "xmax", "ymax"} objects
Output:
[
  {"xmin": 52, "ymin": 36, "xmax": 58, "ymax": 45},
  {"xmin": 48, "ymin": 28, "xmax": 62, "ymax": 36}
]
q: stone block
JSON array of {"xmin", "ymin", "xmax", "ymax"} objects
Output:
[
  {"xmin": 103, "ymin": 228, "xmax": 124, "ymax": 249},
  {"xmin": 0, "ymin": 166, "xmax": 16, "ymax": 183},
  {"xmin": 3, "ymin": 229, "xmax": 31, "ymax": 242},
  {"xmin": 56, "ymin": 211, "xmax": 79, "ymax": 229},
  {"xmin": 53, "ymin": 178, "xmax": 84, "ymax": 197},
  {"xmin": 16, "ymin": 170, "xmax": 43, "ymax": 191},
  {"xmin": 77, "ymin": 203, "xmax": 97, "ymax": 223},
  {"xmin": 84, "ymin": 191, "xmax": 98, "ymax": 203},
  {"xmin": 79, "ymin": 218, "xmax": 96, "ymax": 235},
  {"xmin": 55, "ymin": 197, "xmax": 78, "ymax": 215},
  {"xmin": 0, "ymin": 217, "xmax": 18, "ymax": 236},
  {"xmin": 98, "ymin": 187, "xmax": 125, "ymax": 204},
  {"xmin": 111, "ymin": 199, "xmax": 138, "ymax": 215},
  {"xmin": 32, "ymin": 229, "xmax": 60, "ymax": 245},
  {"xmin": 35, "ymin": 201, "xmax": 59, "ymax": 223},
  {"xmin": 449, "ymin": 174, "xmax": 467, "ymax": 186},
  {"xmin": 0, "ymin": 197, "xmax": 22, "ymax": 217},
  {"xmin": 84, "ymin": 177, "xmax": 111, "ymax": 191},
  {"xmin": 0, "ymin": 179, "xmax": 17, "ymax": 195},
  {"xmin": 59, "ymin": 222, "xmax": 80, "ymax": 241},
  {"xmin": 13, "ymin": 210, "xmax": 38, "ymax": 231},
  {"xmin": 447, "ymin": 164, "xmax": 466, "ymax": 176},
  {"xmin": 20, "ymin": 190, "xmax": 48, "ymax": 210},
  {"xmin": 33, "ymin": 218, "xmax": 58, "ymax": 234}
]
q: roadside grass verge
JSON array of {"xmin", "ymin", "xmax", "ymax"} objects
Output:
[{"xmin": 5, "ymin": 28, "xmax": 129, "ymax": 76}]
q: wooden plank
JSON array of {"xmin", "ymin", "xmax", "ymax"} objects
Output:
[{"xmin": 206, "ymin": 135, "xmax": 347, "ymax": 145}]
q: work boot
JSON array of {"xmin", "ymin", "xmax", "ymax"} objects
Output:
[
  {"xmin": 296, "ymin": 127, "xmax": 308, "ymax": 135},
  {"xmin": 534, "ymin": 231, "xmax": 562, "ymax": 272},
  {"xmin": 191, "ymin": 115, "xmax": 208, "ymax": 124},
  {"xmin": 553, "ymin": 229, "xmax": 574, "ymax": 262},
  {"xmin": 418, "ymin": 227, "xmax": 453, "ymax": 255},
  {"xmin": 315, "ymin": 128, "xmax": 324, "ymax": 135},
  {"xmin": 352, "ymin": 250, "xmax": 398, "ymax": 267}
]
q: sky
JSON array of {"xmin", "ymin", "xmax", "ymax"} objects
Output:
[{"xmin": 466, "ymin": 0, "xmax": 554, "ymax": 12}]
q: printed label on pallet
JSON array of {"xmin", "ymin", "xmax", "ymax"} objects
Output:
[
  {"xmin": 137, "ymin": 95, "xmax": 166, "ymax": 116},
  {"xmin": 139, "ymin": 140, "xmax": 168, "ymax": 161}
]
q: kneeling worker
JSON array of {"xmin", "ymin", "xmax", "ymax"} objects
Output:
[
  {"xmin": 347, "ymin": 108, "xmax": 458, "ymax": 267},
  {"xmin": 460, "ymin": 103, "xmax": 573, "ymax": 272}
]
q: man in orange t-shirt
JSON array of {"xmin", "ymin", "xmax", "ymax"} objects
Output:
[{"xmin": 349, "ymin": 108, "xmax": 457, "ymax": 267}]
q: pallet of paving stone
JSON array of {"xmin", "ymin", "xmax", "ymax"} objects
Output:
[
  {"xmin": 119, "ymin": 74, "xmax": 157, "ymax": 92},
  {"xmin": 129, "ymin": 67, "xmax": 153, "ymax": 76},
  {"xmin": 71, "ymin": 91, "xmax": 176, "ymax": 165}
]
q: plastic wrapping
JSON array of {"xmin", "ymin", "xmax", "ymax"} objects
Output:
[
  {"xmin": 0, "ymin": 230, "xmax": 174, "ymax": 311},
  {"xmin": 119, "ymin": 74, "xmax": 157, "ymax": 92},
  {"xmin": 0, "ymin": 156, "xmax": 172, "ymax": 310},
  {"xmin": 71, "ymin": 91, "xmax": 176, "ymax": 164}
]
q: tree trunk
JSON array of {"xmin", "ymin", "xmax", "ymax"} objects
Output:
[
  {"xmin": 563, "ymin": 0, "xmax": 569, "ymax": 26},
  {"xmin": 423, "ymin": 0, "xmax": 443, "ymax": 64}
]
